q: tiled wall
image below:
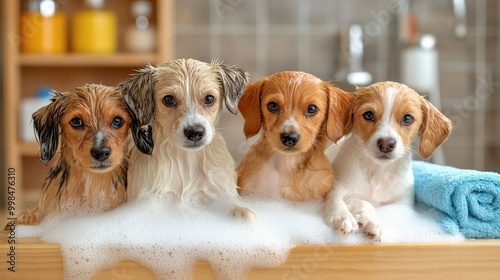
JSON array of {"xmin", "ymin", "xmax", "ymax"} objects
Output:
[{"xmin": 175, "ymin": 0, "xmax": 500, "ymax": 172}]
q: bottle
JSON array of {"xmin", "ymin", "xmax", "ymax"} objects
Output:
[
  {"xmin": 20, "ymin": 0, "xmax": 67, "ymax": 54},
  {"xmin": 71, "ymin": 0, "xmax": 117, "ymax": 53},
  {"xmin": 20, "ymin": 87, "xmax": 53, "ymax": 142},
  {"xmin": 125, "ymin": 1, "xmax": 156, "ymax": 53}
]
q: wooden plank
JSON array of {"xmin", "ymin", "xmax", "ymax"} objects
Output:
[
  {"xmin": 19, "ymin": 53, "xmax": 158, "ymax": 67},
  {"xmin": 157, "ymin": 0, "xmax": 174, "ymax": 62},
  {"xmin": 18, "ymin": 143, "xmax": 40, "ymax": 157},
  {"xmin": 3, "ymin": 0, "xmax": 24, "ymax": 210},
  {"xmin": 1, "ymin": 237, "xmax": 500, "ymax": 280}
]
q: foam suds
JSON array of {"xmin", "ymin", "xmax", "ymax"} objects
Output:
[{"xmin": 16, "ymin": 196, "xmax": 464, "ymax": 279}]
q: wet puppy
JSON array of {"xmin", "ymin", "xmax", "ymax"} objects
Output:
[
  {"xmin": 237, "ymin": 71, "xmax": 352, "ymax": 201},
  {"xmin": 19, "ymin": 84, "xmax": 131, "ymax": 224},
  {"xmin": 121, "ymin": 59, "xmax": 257, "ymax": 224},
  {"xmin": 324, "ymin": 81, "xmax": 452, "ymax": 238}
]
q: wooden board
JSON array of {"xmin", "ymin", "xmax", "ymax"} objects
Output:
[{"xmin": 1, "ymin": 236, "xmax": 500, "ymax": 280}]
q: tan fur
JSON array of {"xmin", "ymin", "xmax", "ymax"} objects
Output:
[
  {"xmin": 17, "ymin": 85, "xmax": 131, "ymax": 225},
  {"xmin": 237, "ymin": 71, "xmax": 353, "ymax": 201}
]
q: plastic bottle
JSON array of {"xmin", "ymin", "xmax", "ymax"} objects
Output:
[
  {"xmin": 20, "ymin": 0, "xmax": 67, "ymax": 54},
  {"xmin": 20, "ymin": 87, "xmax": 53, "ymax": 142},
  {"xmin": 71, "ymin": 0, "xmax": 117, "ymax": 53},
  {"xmin": 125, "ymin": 1, "xmax": 156, "ymax": 53}
]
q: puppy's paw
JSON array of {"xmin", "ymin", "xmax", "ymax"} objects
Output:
[
  {"xmin": 332, "ymin": 211, "xmax": 358, "ymax": 235},
  {"xmin": 18, "ymin": 209, "xmax": 40, "ymax": 225},
  {"xmin": 355, "ymin": 214, "xmax": 381, "ymax": 239},
  {"xmin": 231, "ymin": 206, "xmax": 259, "ymax": 229}
]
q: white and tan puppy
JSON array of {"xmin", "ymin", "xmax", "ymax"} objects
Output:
[
  {"xmin": 120, "ymin": 59, "xmax": 256, "ymax": 224},
  {"xmin": 324, "ymin": 81, "xmax": 452, "ymax": 238}
]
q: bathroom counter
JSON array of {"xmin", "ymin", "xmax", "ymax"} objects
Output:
[{"xmin": 1, "ymin": 236, "xmax": 500, "ymax": 279}]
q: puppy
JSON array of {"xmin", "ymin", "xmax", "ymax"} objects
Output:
[
  {"xmin": 237, "ymin": 71, "xmax": 352, "ymax": 201},
  {"xmin": 324, "ymin": 81, "xmax": 452, "ymax": 238},
  {"xmin": 19, "ymin": 84, "xmax": 131, "ymax": 225},
  {"xmin": 120, "ymin": 59, "xmax": 257, "ymax": 224}
]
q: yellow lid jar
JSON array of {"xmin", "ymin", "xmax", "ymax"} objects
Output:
[
  {"xmin": 20, "ymin": 0, "xmax": 67, "ymax": 54},
  {"xmin": 71, "ymin": 0, "xmax": 117, "ymax": 53}
]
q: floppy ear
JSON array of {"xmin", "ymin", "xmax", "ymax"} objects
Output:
[
  {"xmin": 212, "ymin": 60, "xmax": 250, "ymax": 114},
  {"xmin": 32, "ymin": 91, "xmax": 66, "ymax": 164},
  {"xmin": 324, "ymin": 84, "xmax": 353, "ymax": 143},
  {"xmin": 419, "ymin": 98, "xmax": 452, "ymax": 159},
  {"xmin": 238, "ymin": 80, "xmax": 265, "ymax": 139},
  {"xmin": 119, "ymin": 65, "xmax": 157, "ymax": 155}
]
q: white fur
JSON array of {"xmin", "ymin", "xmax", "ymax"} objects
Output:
[
  {"xmin": 324, "ymin": 87, "xmax": 415, "ymax": 239},
  {"xmin": 176, "ymin": 110, "xmax": 214, "ymax": 150},
  {"xmin": 127, "ymin": 134, "xmax": 238, "ymax": 202},
  {"xmin": 363, "ymin": 87, "xmax": 406, "ymax": 161},
  {"xmin": 282, "ymin": 117, "xmax": 299, "ymax": 134},
  {"xmin": 94, "ymin": 131, "xmax": 105, "ymax": 146}
]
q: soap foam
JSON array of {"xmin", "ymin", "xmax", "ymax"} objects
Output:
[{"xmin": 16, "ymin": 195, "xmax": 464, "ymax": 279}]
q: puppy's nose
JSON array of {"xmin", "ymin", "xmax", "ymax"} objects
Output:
[
  {"xmin": 280, "ymin": 133, "xmax": 300, "ymax": 147},
  {"xmin": 91, "ymin": 146, "xmax": 111, "ymax": 161},
  {"xmin": 377, "ymin": 137, "xmax": 396, "ymax": 153},
  {"xmin": 184, "ymin": 125, "xmax": 205, "ymax": 142}
]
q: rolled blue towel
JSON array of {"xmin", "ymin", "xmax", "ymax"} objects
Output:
[{"xmin": 413, "ymin": 161, "xmax": 500, "ymax": 239}]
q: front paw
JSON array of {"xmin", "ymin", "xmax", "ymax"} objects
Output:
[
  {"xmin": 231, "ymin": 206, "xmax": 259, "ymax": 229},
  {"xmin": 355, "ymin": 214, "xmax": 382, "ymax": 239},
  {"xmin": 330, "ymin": 211, "xmax": 359, "ymax": 235}
]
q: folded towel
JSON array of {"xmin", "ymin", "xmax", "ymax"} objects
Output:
[{"xmin": 413, "ymin": 161, "xmax": 500, "ymax": 239}]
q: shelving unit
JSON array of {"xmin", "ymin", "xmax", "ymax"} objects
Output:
[
  {"xmin": 2, "ymin": 0, "xmax": 174, "ymax": 211},
  {"xmin": 19, "ymin": 53, "xmax": 160, "ymax": 67}
]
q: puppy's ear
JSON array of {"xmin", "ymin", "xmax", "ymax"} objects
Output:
[
  {"xmin": 325, "ymin": 84, "xmax": 353, "ymax": 143},
  {"xmin": 119, "ymin": 65, "xmax": 157, "ymax": 155},
  {"xmin": 213, "ymin": 60, "xmax": 250, "ymax": 114},
  {"xmin": 238, "ymin": 80, "xmax": 265, "ymax": 139},
  {"xmin": 32, "ymin": 91, "xmax": 66, "ymax": 164},
  {"xmin": 419, "ymin": 98, "xmax": 452, "ymax": 159}
]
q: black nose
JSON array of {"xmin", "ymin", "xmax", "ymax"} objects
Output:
[
  {"xmin": 280, "ymin": 133, "xmax": 300, "ymax": 147},
  {"xmin": 184, "ymin": 125, "xmax": 205, "ymax": 142},
  {"xmin": 377, "ymin": 137, "xmax": 396, "ymax": 153},
  {"xmin": 90, "ymin": 146, "xmax": 111, "ymax": 161}
]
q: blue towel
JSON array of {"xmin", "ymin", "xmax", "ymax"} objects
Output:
[{"xmin": 413, "ymin": 161, "xmax": 500, "ymax": 239}]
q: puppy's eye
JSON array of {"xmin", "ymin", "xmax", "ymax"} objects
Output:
[
  {"xmin": 363, "ymin": 111, "xmax": 375, "ymax": 121},
  {"xmin": 162, "ymin": 95, "xmax": 176, "ymax": 107},
  {"xmin": 267, "ymin": 102, "xmax": 279, "ymax": 113},
  {"xmin": 204, "ymin": 95, "xmax": 215, "ymax": 106},
  {"xmin": 112, "ymin": 117, "xmax": 124, "ymax": 128},
  {"xmin": 402, "ymin": 114, "xmax": 414, "ymax": 125},
  {"xmin": 70, "ymin": 117, "xmax": 83, "ymax": 128},
  {"xmin": 306, "ymin": 105, "xmax": 318, "ymax": 116}
]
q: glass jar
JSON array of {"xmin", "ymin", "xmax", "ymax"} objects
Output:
[
  {"xmin": 71, "ymin": 0, "xmax": 117, "ymax": 53},
  {"xmin": 20, "ymin": 0, "xmax": 67, "ymax": 54}
]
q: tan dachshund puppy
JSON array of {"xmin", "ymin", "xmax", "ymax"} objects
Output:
[
  {"xmin": 237, "ymin": 71, "xmax": 352, "ymax": 201},
  {"xmin": 120, "ymin": 59, "xmax": 257, "ymax": 225},
  {"xmin": 19, "ymin": 84, "xmax": 131, "ymax": 225},
  {"xmin": 324, "ymin": 81, "xmax": 452, "ymax": 238}
]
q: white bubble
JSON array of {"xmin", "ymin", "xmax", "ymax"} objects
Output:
[{"xmin": 16, "ymin": 195, "xmax": 463, "ymax": 279}]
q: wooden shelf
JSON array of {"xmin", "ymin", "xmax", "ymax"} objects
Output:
[
  {"xmin": 19, "ymin": 142, "xmax": 41, "ymax": 157},
  {"xmin": 19, "ymin": 53, "xmax": 159, "ymax": 67}
]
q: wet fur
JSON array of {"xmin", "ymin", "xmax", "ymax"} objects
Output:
[
  {"xmin": 237, "ymin": 71, "xmax": 352, "ymax": 201},
  {"xmin": 120, "ymin": 59, "xmax": 258, "ymax": 225},
  {"xmin": 18, "ymin": 85, "xmax": 131, "ymax": 225},
  {"xmin": 324, "ymin": 81, "xmax": 452, "ymax": 238}
]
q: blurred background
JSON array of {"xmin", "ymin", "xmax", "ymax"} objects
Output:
[
  {"xmin": 1, "ymin": 0, "xmax": 499, "ymax": 211},
  {"xmin": 177, "ymin": 0, "xmax": 500, "ymax": 172}
]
